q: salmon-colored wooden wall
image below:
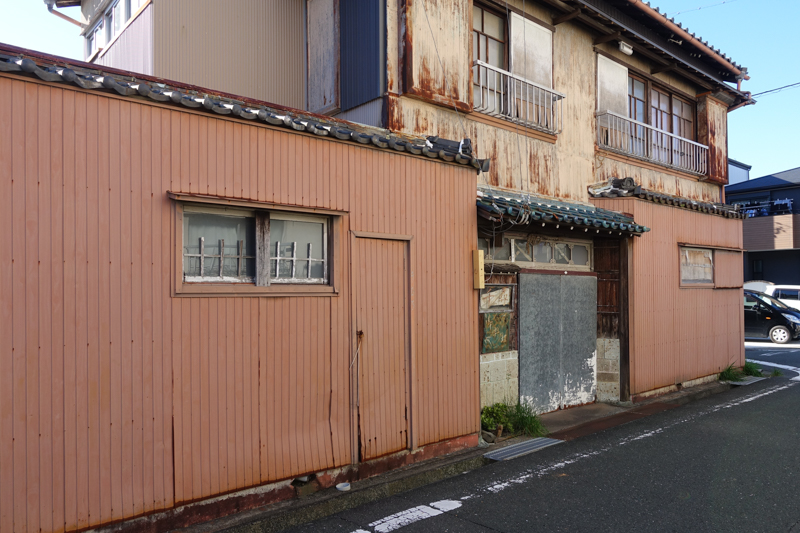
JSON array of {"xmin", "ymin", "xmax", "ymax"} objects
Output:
[
  {"xmin": 0, "ymin": 75, "xmax": 480, "ymax": 533},
  {"xmin": 592, "ymin": 198, "xmax": 744, "ymax": 395}
]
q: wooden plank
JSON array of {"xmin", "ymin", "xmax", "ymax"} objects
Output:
[
  {"xmin": 190, "ymin": 298, "xmax": 201, "ymax": 498},
  {"xmin": 180, "ymin": 297, "xmax": 193, "ymax": 500},
  {"xmin": 24, "ymin": 81, "xmax": 41, "ymax": 533},
  {"xmin": 37, "ymin": 84, "xmax": 54, "ymax": 533},
  {"xmin": 200, "ymin": 298, "xmax": 211, "ymax": 497},
  {"xmin": 0, "ymin": 76, "xmax": 14, "ymax": 533},
  {"xmin": 139, "ymin": 104, "xmax": 155, "ymax": 514},
  {"xmin": 241, "ymin": 298, "xmax": 254, "ymax": 487},
  {"xmin": 207, "ymin": 298, "xmax": 220, "ymax": 495}
]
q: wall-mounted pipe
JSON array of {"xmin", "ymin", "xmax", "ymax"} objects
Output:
[
  {"xmin": 625, "ymin": 0, "xmax": 749, "ymax": 81},
  {"xmin": 43, "ymin": 0, "xmax": 84, "ymax": 29}
]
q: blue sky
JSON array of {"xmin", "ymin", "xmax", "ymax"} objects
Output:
[{"xmin": 1, "ymin": 0, "xmax": 797, "ymax": 178}]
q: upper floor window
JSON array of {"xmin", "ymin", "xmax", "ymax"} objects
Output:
[
  {"xmin": 627, "ymin": 75, "xmax": 696, "ymax": 140},
  {"xmin": 86, "ymin": 0, "xmax": 133, "ymax": 59},
  {"xmin": 471, "ymin": 4, "xmax": 563, "ymax": 134}
]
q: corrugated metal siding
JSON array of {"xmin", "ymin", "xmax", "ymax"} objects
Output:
[
  {"xmin": 94, "ymin": 4, "xmax": 154, "ymax": 75},
  {"xmin": 340, "ymin": 0, "xmax": 385, "ymax": 111},
  {"xmin": 153, "ymin": 0, "xmax": 306, "ymax": 109},
  {"xmin": 592, "ymin": 198, "xmax": 744, "ymax": 395},
  {"xmin": 0, "ymin": 75, "xmax": 479, "ymax": 533},
  {"xmin": 335, "ymin": 97, "xmax": 384, "ymax": 127}
]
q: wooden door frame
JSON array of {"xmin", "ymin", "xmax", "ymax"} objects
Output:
[{"xmin": 349, "ymin": 231, "xmax": 416, "ymax": 465}]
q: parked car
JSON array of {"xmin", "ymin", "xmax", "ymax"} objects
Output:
[
  {"xmin": 743, "ymin": 282, "xmax": 800, "ymax": 311},
  {"xmin": 744, "ymin": 290, "xmax": 800, "ymax": 344}
]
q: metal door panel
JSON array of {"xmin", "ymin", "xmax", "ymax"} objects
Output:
[{"xmin": 353, "ymin": 237, "xmax": 409, "ymax": 460}]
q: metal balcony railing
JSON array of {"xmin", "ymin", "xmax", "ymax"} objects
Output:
[
  {"xmin": 473, "ymin": 60, "xmax": 565, "ymax": 135},
  {"xmin": 596, "ymin": 111, "xmax": 709, "ymax": 176}
]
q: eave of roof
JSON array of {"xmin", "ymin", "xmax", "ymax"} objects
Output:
[
  {"xmin": 725, "ymin": 168, "xmax": 800, "ymax": 194},
  {"xmin": 589, "ymin": 178, "xmax": 745, "ymax": 219},
  {"xmin": 0, "ymin": 43, "xmax": 489, "ymax": 172},
  {"xmin": 477, "ymin": 187, "xmax": 650, "ymax": 236}
]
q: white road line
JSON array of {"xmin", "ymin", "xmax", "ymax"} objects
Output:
[
  {"xmin": 747, "ymin": 359, "xmax": 800, "ymax": 380},
  {"xmin": 356, "ymin": 500, "xmax": 462, "ymax": 533},
  {"xmin": 348, "ymin": 381, "xmax": 798, "ymax": 533}
]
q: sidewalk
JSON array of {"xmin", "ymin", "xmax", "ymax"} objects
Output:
[{"xmin": 178, "ymin": 380, "xmax": 733, "ymax": 533}]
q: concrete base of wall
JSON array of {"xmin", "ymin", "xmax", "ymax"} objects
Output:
[
  {"xmin": 596, "ymin": 338, "xmax": 620, "ymax": 402},
  {"xmin": 92, "ymin": 435, "xmax": 479, "ymax": 533},
  {"xmin": 631, "ymin": 372, "xmax": 720, "ymax": 403},
  {"xmin": 480, "ymin": 350, "xmax": 519, "ymax": 407}
]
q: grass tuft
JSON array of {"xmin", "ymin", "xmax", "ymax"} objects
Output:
[
  {"xmin": 481, "ymin": 400, "xmax": 548, "ymax": 438},
  {"xmin": 742, "ymin": 361, "xmax": 763, "ymax": 377},
  {"xmin": 719, "ymin": 364, "xmax": 744, "ymax": 382},
  {"xmin": 771, "ymin": 369, "xmax": 783, "ymax": 377}
]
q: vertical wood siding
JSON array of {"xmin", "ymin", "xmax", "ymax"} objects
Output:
[
  {"xmin": 153, "ymin": 0, "xmax": 306, "ymax": 109},
  {"xmin": 0, "ymin": 75, "xmax": 479, "ymax": 532},
  {"xmin": 93, "ymin": 4, "xmax": 154, "ymax": 75},
  {"xmin": 592, "ymin": 198, "xmax": 744, "ymax": 394}
]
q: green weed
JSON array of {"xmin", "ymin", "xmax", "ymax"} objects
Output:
[
  {"xmin": 719, "ymin": 364, "xmax": 744, "ymax": 382},
  {"xmin": 481, "ymin": 400, "xmax": 547, "ymax": 438},
  {"xmin": 770, "ymin": 369, "xmax": 783, "ymax": 377},
  {"xmin": 742, "ymin": 361, "xmax": 763, "ymax": 377}
]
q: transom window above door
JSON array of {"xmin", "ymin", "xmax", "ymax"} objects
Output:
[{"xmin": 478, "ymin": 234, "xmax": 592, "ymax": 272}]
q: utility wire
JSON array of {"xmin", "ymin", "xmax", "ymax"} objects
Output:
[
  {"xmin": 751, "ymin": 82, "xmax": 800, "ymax": 97},
  {"xmin": 667, "ymin": 0, "xmax": 743, "ymax": 17},
  {"xmin": 420, "ymin": 1, "xmax": 469, "ymax": 140}
]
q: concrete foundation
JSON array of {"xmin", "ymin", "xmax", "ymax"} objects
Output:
[
  {"xmin": 596, "ymin": 338, "xmax": 621, "ymax": 402},
  {"xmin": 480, "ymin": 350, "xmax": 519, "ymax": 407}
]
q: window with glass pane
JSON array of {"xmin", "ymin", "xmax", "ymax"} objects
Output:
[
  {"xmin": 680, "ymin": 247, "xmax": 713, "ymax": 285},
  {"xmin": 472, "ymin": 5, "xmax": 505, "ymax": 111},
  {"xmin": 183, "ymin": 211, "xmax": 256, "ymax": 282},
  {"xmin": 269, "ymin": 215, "xmax": 327, "ymax": 283},
  {"xmin": 113, "ymin": 1, "xmax": 125, "ymax": 34}
]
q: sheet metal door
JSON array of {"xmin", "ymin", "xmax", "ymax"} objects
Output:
[
  {"xmin": 519, "ymin": 273, "xmax": 597, "ymax": 413},
  {"xmin": 353, "ymin": 237, "xmax": 410, "ymax": 460}
]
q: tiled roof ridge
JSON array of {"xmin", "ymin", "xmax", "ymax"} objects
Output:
[
  {"xmin": 588, "ymin": 177, "xmax": 745, "ymax": 219},
  {"xmin": 477, "ymin": 188, "xmax": 649, "ymax": 236},
  {"xmin": 0, "ymin": 49, "xmax": 489, "ymax": 173}
]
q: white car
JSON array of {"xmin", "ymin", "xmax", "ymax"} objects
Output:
[{"xmin": 744, "ymin": 281, "xmax": 800, "ymax": 311}]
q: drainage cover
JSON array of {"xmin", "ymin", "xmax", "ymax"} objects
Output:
[
  {"xmin": 728, "ymin": 376, "xmax": 767, "ymax": 386},
  {"xmin": 483, "ymin": 438, "xmax": 563, "ymax": 462}
]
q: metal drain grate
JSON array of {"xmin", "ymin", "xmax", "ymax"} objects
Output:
[
  {"xmin": 483, "ymin": 437, "xmax": 563, "ymax": 462},
  {"xmin": 728, "ymin": 376, "xmax": 767, "ymax": 386}
]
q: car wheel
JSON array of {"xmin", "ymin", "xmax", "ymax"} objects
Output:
[{"xmin": 769, "ymin": 326, "xmax": 792, "ymax": 344}]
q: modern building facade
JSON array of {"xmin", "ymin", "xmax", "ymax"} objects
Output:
[{"xmin": 727, "ymin": 167, "xmax": 800, "ymax": 284}]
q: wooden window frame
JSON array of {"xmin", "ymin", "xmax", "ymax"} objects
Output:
[
  {"xmin": 679, "ymin": 246, "xmax": 715, "ymax": 288},
  {"xmin": 480, "ymin": 233, "xmax": 594, "ymax": 272},
  {"xmin": 174, "ymin": 201, "xmax": 339, "ymax": 298},
  {"xmin": 628, "ymin": 74, "xmax": 696, "ymax": 140},
  {"xmin": 472, "ymin": 2, "xmax": 509, "ymax": 71}
]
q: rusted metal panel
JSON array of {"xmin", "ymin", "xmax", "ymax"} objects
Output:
[
  {"xmin": 400, "ymin": 0, "xmax": 472, "ymax": 112},
  {"xmin": 697, "ymin": 96, "xmax": 728, "ymax": 184},
  {"xmin": 595, "ymin": 154, "xmax": 723, "ymax": 203},
  {"xmin": 592, "ymin": 197, "xmax": 744, "ymax": 394},
  {"xmin": 307, "ymin": 0, "xmax": 340, "ymax": 114},
  {"xmin": 93, "ymin": 3, "xmax": 154, "ymax": 75},
  {"xmin": 1, "ymin": 73, "xmax": 479, "ymax": 533},
  {"xmin": 153, "ymin": 0, "xmax": 306, "ymax": 109}
]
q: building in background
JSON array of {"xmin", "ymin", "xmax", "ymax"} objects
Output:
[
  {"xmin": 726, "ymin": 167, "xmax": 800, "ymax": 283},
  {"xmin": 728, "ymin": 158, "xmax": 752, "ymax": 185}
]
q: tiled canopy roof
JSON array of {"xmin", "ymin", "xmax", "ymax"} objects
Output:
[
  {"xmin": 477, "ymin": 188, "xmax": 649, "ymax": 236},
  {"xmin": 589, "ymin": 178, "xmax": 745, "ymax": 219},
  {"xmin": 0, "ymin": 49, "xmax": 489, "ymax": 172}
]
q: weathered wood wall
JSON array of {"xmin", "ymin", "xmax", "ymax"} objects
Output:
[
  {"xmin": 0, "ymin": 74, "xmax": 479, "ymax": 533},
  {"xmin": 592, "ymin": 197, "xmax": 744, "ymax": 394}
]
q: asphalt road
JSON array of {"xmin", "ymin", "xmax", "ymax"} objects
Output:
[
  {"xmin": 287, "ymin": 370, "xmax": 800, "ymax": 532},
  {"xmin": 745, "ymin": 339, "xmax": 800, "ymax": 378}
]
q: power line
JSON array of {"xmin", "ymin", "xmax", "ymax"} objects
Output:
[
  {"xmin": 667, "ymin": 0, "xmax": 743, "ymax": 17},
  {"xmin": 751, "ymin": 82, "xmax": 800, "ymax": 97}
]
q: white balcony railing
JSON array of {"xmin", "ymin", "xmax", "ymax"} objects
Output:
[
  {"xmin": 473, "ymin": 60, "xmax": 565, "ymax": 135},
  {"xmin": 596, "ymin": 111, "xmax": 709, "ymax": 176}
]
